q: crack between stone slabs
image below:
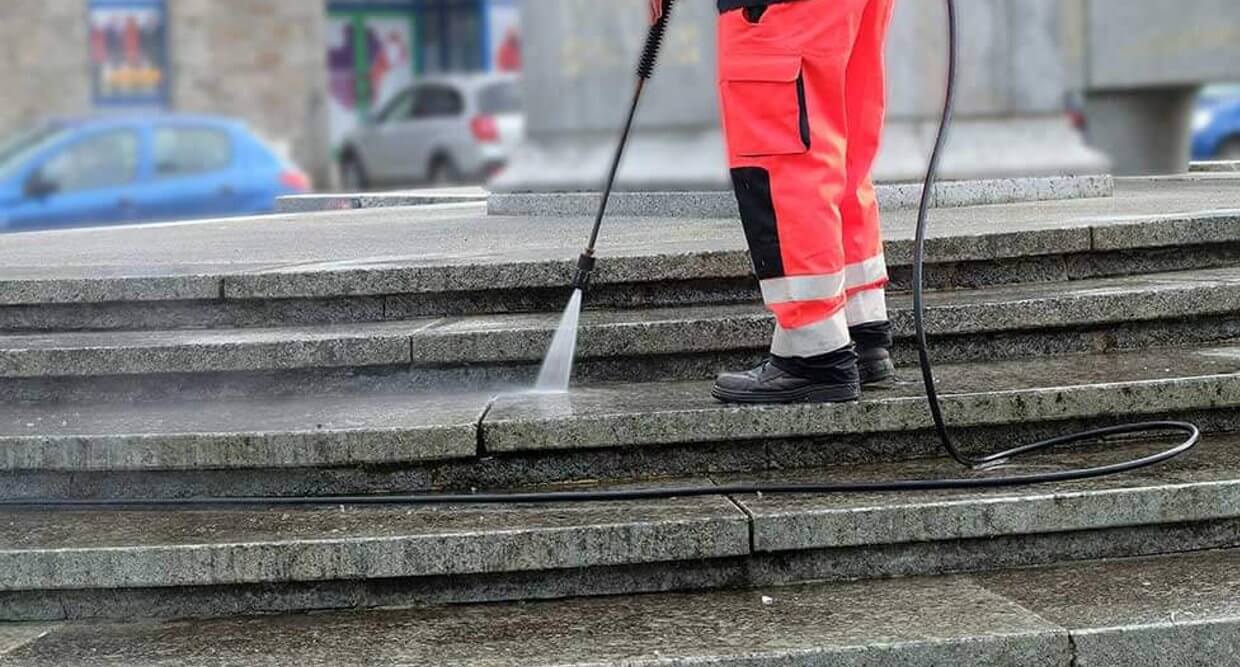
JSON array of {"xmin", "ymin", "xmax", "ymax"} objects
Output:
[
  {"xmin": 711, "ymin": 473, "xmax": 759, "ymax": 556},
  {"xmin": 966, "ymin": 573, "xmax": 1077, "ymax": 666}
]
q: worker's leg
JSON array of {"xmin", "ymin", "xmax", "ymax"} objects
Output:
[
  {"xmin": 712, "ymin": 0, "xmax": 869, "ymax": 404},
  {"xmin": 841, "ymin": 0, "xmax": 897, "ymax": 386}
]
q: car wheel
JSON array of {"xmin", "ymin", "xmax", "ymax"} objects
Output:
[
  {"xmin": 428, "ymin": 155, "xmax": 462, "ymax": 186},
  {"xmin": 339, "ymin": 154, "xmax": 369, "ymax": 191},
  {"xmin": 1218, "ymin": 138, "xmax": 1240, "ymax": 162}
]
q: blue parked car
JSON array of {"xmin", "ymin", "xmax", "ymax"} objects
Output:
[
  {"xmin": 0, "ymin": 114, "xmax": 311, "ymax": 232},
  {"xmin": 1193, "ymin": 84, "xmax": 1240, "ymax": 162}
]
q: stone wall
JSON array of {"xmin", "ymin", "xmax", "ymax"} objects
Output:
[
  {"xmin": 0, "ymin": 1, "xmax": 332, "ymax": 183},
  {"xmin": 0, "ymin": 1, "xmax": 91, "ymax": 137},
  {"xmin": 167, "ymin": 0, "xmax": 331, "ymax": 182}
]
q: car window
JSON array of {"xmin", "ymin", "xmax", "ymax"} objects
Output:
[
  {"xmin": 412, "ymin": 85, "xmax": 464, "ymax": 118},
  {"xmin": 376, "ymin": 89, "xmax": 415, "ymax": 124},
  {"xmin": 478, "ymin": 81, "xmax": 521, "ymax": 114},
  {"xmin": 154, "ymin": 127, "xmax": 233, "ymax": 176},
  {"xmin": 0, "ymin": 125, "xmax": 68, "ymax": 182},
  {"xmin": 39, "ymin": 130, "xmax": 139, "ymax": 193}
]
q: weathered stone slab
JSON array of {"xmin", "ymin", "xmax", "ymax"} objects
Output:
[
  {"xmin": 0, "ymin": 320, "xmax": 434, "ymax": 378},
  {"xmin": 482, "ymin": 344, "xmax": 1240, "ymax": 453},
  {"xmin": 0, "ymin": 391, "xmax": 487, "ymax": 472},
  {"xmin": 0, "ymin": 178, "xmax": 1236, "ymax": 306},
  {"xmin": 20, "ymin": 266, "xmax": 1234, "ymax": 383},
  {"xmin": 0, "ymin": 487, "xmax": 747, "ymax": 591},
  {"xmin": 977, "ymin": 550, "xmax": 1240, "ymax": 667},
  {"xmin": 728, "ymin": 440, "xmax": 1238, "ymax": 552},
  {"xmin": 277, "ymin": 188, "xmax": 487, "ymax": 213},
  {"xmin": 487, "ymin": 175, "xmax": 1115, "ymax": 217},
  {"xmin": 0, "ymin": 577, "xmax": 1066, "ymax": 666}
]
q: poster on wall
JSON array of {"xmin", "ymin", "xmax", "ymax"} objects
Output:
[
  {"xmin": 89, "ymin": 1, "xmax": 168, "ymax": 105},
  {"xmin": 488, "ymin": 0, "xmax": 522, "ymax": 72},
  {"xmin": 326, "ymin": 13, "xmax": 416, "ymax": 149}
]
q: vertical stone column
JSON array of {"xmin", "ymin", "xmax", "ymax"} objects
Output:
[
  {"xmin": 168, "ymin": 0, "xmax": 331, "ymax": 182},
  {"xmin": 493, "ymin": 0, "xmax": 1108, "ymax": 194},
  {"xmin": 0, "ymin": 0, "xmax": 91, "ymax": 137}
]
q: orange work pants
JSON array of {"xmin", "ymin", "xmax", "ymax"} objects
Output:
[{"xmin": 718, "ymin": 0, "xmax": 894, "ymax": 361}]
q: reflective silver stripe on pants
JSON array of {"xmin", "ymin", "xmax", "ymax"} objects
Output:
[
  {"xmin": 846, "ymin": 286, "xmax": 888, "ymax": 325},
  {"xmin": 771, "ymin": 309, "xmax": 850, "ymax": 358},
  {"xmin": 844, "ymin": 254, "xmax": 887, "ymax": 288},
  {"xmin": 760, "ymin": 272, "xmax": 846, "ymax": 305}
]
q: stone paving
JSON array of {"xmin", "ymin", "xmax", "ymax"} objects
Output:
[
  {"xmin": 3, "ymin": 175, "xmax": 1240, "ymax": 661},
  {"xmin": 4, "ymin": 550, "xmax": 1238, "ymax": 666}
]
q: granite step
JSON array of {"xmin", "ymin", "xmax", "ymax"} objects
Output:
[
  {"xmin": 6, "ymin": 342, "xmax": 1240, "ymax": 499},
  {"xmin": 5, "ymin": 549, "xmax": 1236, "ymax": 666},
  {"xmin": 3, "ymin": 191, "xmax": 1240, "ymax": 333},
  {"xmin": 4, "ymin": 266, "xmax": 1240, "ymax": 402},
  {"xmin": 3, "ymin": 439, "xmax": 1240, "ymax": 622}
]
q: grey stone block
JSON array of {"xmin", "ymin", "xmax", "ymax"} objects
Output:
[
  {"xmin": 0, "ymin": 488, "xmax": 748, "ymax": 591},
  {"xmin": 0, "ymin": 177, "xmax": 1231, "ymax": 309},
  {"xmin": 0, "ymin": 391, "xmax": 486, "ymax": 472},
  {"xmin": 0, "ymin": 321, "xmax": 433, "ymax": 379},
  {"xmin": 0, "ymin": 576, "xmax": 1067, "ymax": 666},
  {"xmin": 728, "ymin": 440, "xmax": 1239, "ymax": 552},
  {"xmin": 481, "ymin": 343, "xmax": 1240, "ymax": 453},
  {"xmin": 487, "ymin": 175, "xmax": 1115, "ymax": 217},
  {"xmin": 977, "ymin": 550, "xmax": 1240, "ymax": 667},
  {"xmin": 276, "ymin": 189, "xmax": 487, "ymax": 213}
]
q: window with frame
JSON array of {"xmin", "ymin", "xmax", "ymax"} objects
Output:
[
  {"xmin": 376, "ymin": 89, "xmax": 416, "ymax": 124},
  {"xmin": 154, "ymin": 127, "xmax": 233, "ymax": 176},
  {"xmin": 40, "ymin": 130, "xmax": 140, "ymax": 193},
  {"xmin": 412, "ymin": 85, "xmax": 464, "ymax": 118}
]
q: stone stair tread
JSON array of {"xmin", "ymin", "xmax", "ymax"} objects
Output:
[
  {"xmin": 5, "ymin": 549, "xmax": 1237, "ymax": 666},
  {"xmin": 0, "ymin": 319, "xmax": 438, "ymax": 378},
  {"xmin": 2, "ymin": 178, "xmax": 1238, "ymax": 306},
  {"xmin": 5, "ymin": 265, "xmax": 1240, "ymax": 379},
  {"xmin": 5, "ymin": 433, "xmax": 1238, "ymax": 595},
  {"xmin": 0, "ymin": 482, "xmax": 749, "ymax": 591},
  {"xmin": 0, "ymin": 391, "xmax": 489, "ymax": 471},
  {"xmin": 723, "ymin": 437, "xmax": 1240, "ymax": 552},
  {"xmin": 10, "ymin": 341, "xmax": 1237, "ymax": 475},
  {"xmin": 483, "ymin": 342, "xmax": 1240, "ymax": 452}
]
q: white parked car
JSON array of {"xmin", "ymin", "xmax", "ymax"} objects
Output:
[{"xmin": 338, "ymin": 74, "xmax": 523, "ymax": 189}]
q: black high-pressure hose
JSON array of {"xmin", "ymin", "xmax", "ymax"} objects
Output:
[{"xmin": 1, "ymin": 0, "xmax": 1200, "ymax": 511}]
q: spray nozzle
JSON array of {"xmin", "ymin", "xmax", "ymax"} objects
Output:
[{"xmin": 570, "ymin": 252, "xmax": 597, "ymax": 292}]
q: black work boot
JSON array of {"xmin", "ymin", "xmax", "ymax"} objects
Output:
[
  {"xmin": 712, "ymin": 349, "xmax": 860, "ymax": 405},
  {"xmin": 851, "ymin": 322, "xmax": 897, "ymax": 389}
]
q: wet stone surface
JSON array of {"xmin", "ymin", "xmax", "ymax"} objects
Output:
[
  {"xmin": 0, "ymin": 391, "xmax": 488, "ymax": 472},
  {"xmin": 0, "ymin": 486, "xmax": 748, "ymax": 590},
  {"xmin": 724, "ymin": 439, "xmax": 1238, "ymax": 552},
  {"xmin": 481, "ymin": 343, "xmax": 1240, "ymax": 453},
  {"xmin": 1, "ymin": 576, "xmax": 1066, "ymax": 666},
  {"xmin": 978, "ymin": 550, "xmax": 1240, "ymax": 667}
]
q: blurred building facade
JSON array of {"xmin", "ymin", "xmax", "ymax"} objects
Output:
[{"xmin": 0, "ymin": 0, "xmax": 521, "ymax": 183}]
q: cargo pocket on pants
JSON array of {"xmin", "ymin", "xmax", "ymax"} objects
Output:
[{"xmin": 720, "ymin": 54, "xmax": 810, "ymax": 158}]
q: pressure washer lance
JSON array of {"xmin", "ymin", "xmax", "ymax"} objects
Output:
[
  {"xmin": 571, "ymin": 0, "xmax": 676, "ymax": 292},
  {"xmin": 2, "ymin": 0, "xmax": 1201, "ymax": 510}
]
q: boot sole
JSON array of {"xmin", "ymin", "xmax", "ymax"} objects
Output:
[{"xmin": 711, "ymin": 383, "xmax": 860, "ymax": 405}]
